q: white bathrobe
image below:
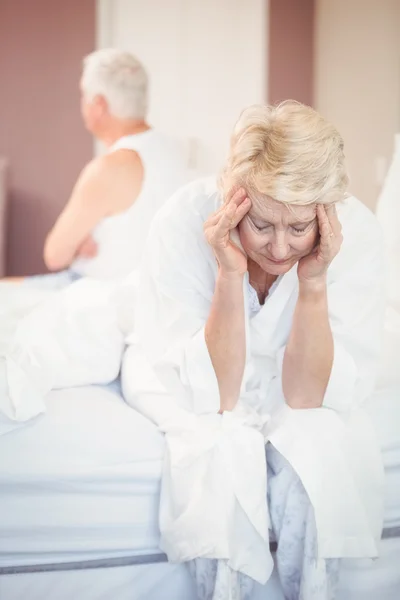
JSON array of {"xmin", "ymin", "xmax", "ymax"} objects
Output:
[{"xmin": 122, "ymin": 178, "xmax": 386, "ymax": 585}]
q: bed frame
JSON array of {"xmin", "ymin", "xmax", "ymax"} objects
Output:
[{"xmin": 2, "ymin": 527, "xmax": 399, "ymax": 575}]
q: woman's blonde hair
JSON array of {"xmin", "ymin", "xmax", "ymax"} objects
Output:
[{"xmin": 219, "ymin": 101, "xmax": 349, "ymax": 205}]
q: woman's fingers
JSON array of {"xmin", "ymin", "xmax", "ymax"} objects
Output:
[
  {"xmin": 206, "ymin": 195, "xmax": 251, "ymax": 241},
  {"xmin": 214, "ymin": 207, "xmax": 236, "ymax": 240},
  {"xmin": 206, "ymin": 188, "xmax": 248, "ymax": 227},
  {"xmin": 316, "ymin": 205, "xmax": 335, "ymax": 265},
  {"xmin": 317, "ymin": 204, "xmax": 343, "ymax": 262},
  {"xmin": 326, "ymin": 203, "xmax": 342, "ymax": 237},
  {"xmin": 225, "ymin": 187, "xmax": 247, "ymax": 208},
  {"xmin": 298, "ymin": 204, "xmax": 343, "ymax": 281},
  {"xmin": 212, "ymin": 202, "xmax": 245, "ymax": 243},
  {"xmin": 317, "ymin": 205, "xmax": 333, "ymax": 242},
  {"xmin": 232, "ymin": 195, "xmax": 251, "ymax": 223},
  {"xmin": 206, "ymin": 209, "xmax": 224, "ymax": 227}
]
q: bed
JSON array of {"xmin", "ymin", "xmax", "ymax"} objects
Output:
[
  {"xmin": 0, "ymin": 277, "xmax": 399, "ymax": 599},
  {"xmin": 0, "ymin": 384, "xmax": 282, "ymax": 599},
  {"xmin": 0, "ymin": 375, "xmax": 399, "ymax": 600}
]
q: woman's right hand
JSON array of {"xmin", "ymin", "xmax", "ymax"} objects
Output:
[{"xmin": 204, "ymin": 188, "xmax": 251, "ymax": 278}]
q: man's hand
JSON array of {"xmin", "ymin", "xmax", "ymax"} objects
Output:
[{"xmin": 76, "ymin": 236, "xmax": 98, "ymax": 259}]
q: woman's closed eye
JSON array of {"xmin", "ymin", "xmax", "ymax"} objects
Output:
[
  {"xmin": 249, "ymin": 217, "xmax": 272, "ymax": 231},
  {"xmin": 290, "ymin": 220, "xmax": 315, "ymax": 235}
]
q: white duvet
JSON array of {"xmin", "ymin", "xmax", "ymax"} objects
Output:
[
  {"xmin": 0, "ymin": 278, "xmax": 133, "ymax": 427},
  {"xmin": 0, "ymin": 285, "xmax": 55, "ymax": 354}
]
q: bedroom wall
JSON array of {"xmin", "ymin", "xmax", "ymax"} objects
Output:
[
  {"xmin": 0, "ymin": 0, "xmax": 95, "ymax": 275},
  {"xmin": 96, "ymin": 0, "xmax": 268, "ymax": 175},
  {"xmin": 7, "ymin": 1, "xmax": 391, "ymax": 272},
  {"xmin": 315, "ymin": 0, "xmax": 400, "ymax": 210},
  {"xmin": 268, "ymin": 0, "xmax": 315, "ymax": 106}
]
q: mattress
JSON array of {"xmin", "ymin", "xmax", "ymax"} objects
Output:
[
  {"xmin": 0, "ymin": 380, "xmax": 399, "ymax": 574},
  {"xmin": 0, "ymin": 385, "xmax": 165, "ymax": 568}
]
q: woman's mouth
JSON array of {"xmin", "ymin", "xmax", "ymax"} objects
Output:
[{"xmin": 266, "ymin": 257, "xmax": 290, "ymax": 265}]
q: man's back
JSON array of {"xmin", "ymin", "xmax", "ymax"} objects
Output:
[{"xmin": 71, "ymin": 130, "xmax": 188, "ymax": 279}]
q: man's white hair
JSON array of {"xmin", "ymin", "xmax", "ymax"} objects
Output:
[{"xmin": 81, "ymin": 48, "xmax": 148, "ymax": 120}]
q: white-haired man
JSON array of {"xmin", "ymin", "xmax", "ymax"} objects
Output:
[{"xmin": 39, "ymin": 48, "xmax": 187, "ymax": 285}]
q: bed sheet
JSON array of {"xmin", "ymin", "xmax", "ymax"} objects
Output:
[
  {"xmin": 0, "ymin": 380, "xmax": 399, "ymax": 571},
  {"xmin": 0, "ymin": 284, "xmax": 55, "ymax": 354}
]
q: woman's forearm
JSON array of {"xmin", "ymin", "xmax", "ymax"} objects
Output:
[
  {"xmin": 282, "ymin": 280, "xmax": 333, "ymax": 409},
  {"xmin": 205, "ymin": 273, "xmax": 246, "ymax": 412}
]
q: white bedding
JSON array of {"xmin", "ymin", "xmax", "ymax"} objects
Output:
[
  {"xmin": 0, "ymin": 278, "xmax": 126, "ymax": 426},
  {"xmin": 0, "ymin": 385, "xmax": 164, "ymax": 567},
  {"xmin": 0, "ymin": 382, "xmax": 399, "ymax": 570},
  {"xmin": 0, "ymin": 285, "xmax": 54, "ymax": 355},
  {"xmin": 0, "ymin": 279, "xmax": 399, "ymax": 600}
]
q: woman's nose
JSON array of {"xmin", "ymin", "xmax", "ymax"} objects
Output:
[{"xmin": 268, "ymin": 232, "xmax": 290, "ymax": 260}]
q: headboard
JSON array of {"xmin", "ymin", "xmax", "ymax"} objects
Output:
[{"xmin": 0, "ymin": 158, "xmax": 8, "ymax": 278}]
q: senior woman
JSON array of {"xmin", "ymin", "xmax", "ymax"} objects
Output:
[{"xmin": 123, "ymin": 101, "xmax": 385, "ymax": 599}]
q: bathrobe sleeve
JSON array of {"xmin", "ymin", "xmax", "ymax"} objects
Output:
[
  {"xmin": 134, "ymin": 182, "xmax": 227, "ymax": 415},
  {"xmin": 276, "ymin": 200, "xmax": 386, "ymax": 412}
]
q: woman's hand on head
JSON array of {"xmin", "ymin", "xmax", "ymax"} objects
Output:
[
  {"xmin": 297, "ymin": 204, "xmax": 343, "ymax": 287},
  {"xmin": 204, "ymin": 188, "xmax": 251, "ymax": 279}
]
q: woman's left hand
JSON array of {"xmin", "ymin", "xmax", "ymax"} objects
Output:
[{"xmin": 297, "ymin": 204, "xmax": 343, "ymax": 286}]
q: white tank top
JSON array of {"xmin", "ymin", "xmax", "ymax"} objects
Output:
[{"xmin": 71, "ymin": 130, "xmax": 188, "ymax": 279}]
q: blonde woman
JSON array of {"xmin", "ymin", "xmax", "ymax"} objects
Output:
[{"xmin": 124, "ymin": 102, "xmax": 385, "ymax": 599}]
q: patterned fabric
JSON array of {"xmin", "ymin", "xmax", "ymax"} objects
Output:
[
  {"xmin": 187, "ymin": 445, "xmax": 340, "ymax": 600},
  {"xmin": 188, "ymin": 559, "xmax": 254, "ymax": 600},
  {"xmin": 267, "ymin": 445, "xmax": 340, "ymax": 600}
]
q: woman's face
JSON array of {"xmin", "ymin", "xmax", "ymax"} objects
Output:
[{"xmin": 238, "ymin": 195, "xmax": 319, "ymax": 276}]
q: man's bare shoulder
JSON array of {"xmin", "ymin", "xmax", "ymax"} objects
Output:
[
  {"xmin": 73, "ymin": 149, "xmax": 143, "ymax": 214},
  {"xmin": 81, "ymin": 149, "xmax": 142, "ymax": 181}
]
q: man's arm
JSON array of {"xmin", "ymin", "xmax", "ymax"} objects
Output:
[{"xmin": 43, "ymin": 151, "xmax": 143, "ymax": 271}]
